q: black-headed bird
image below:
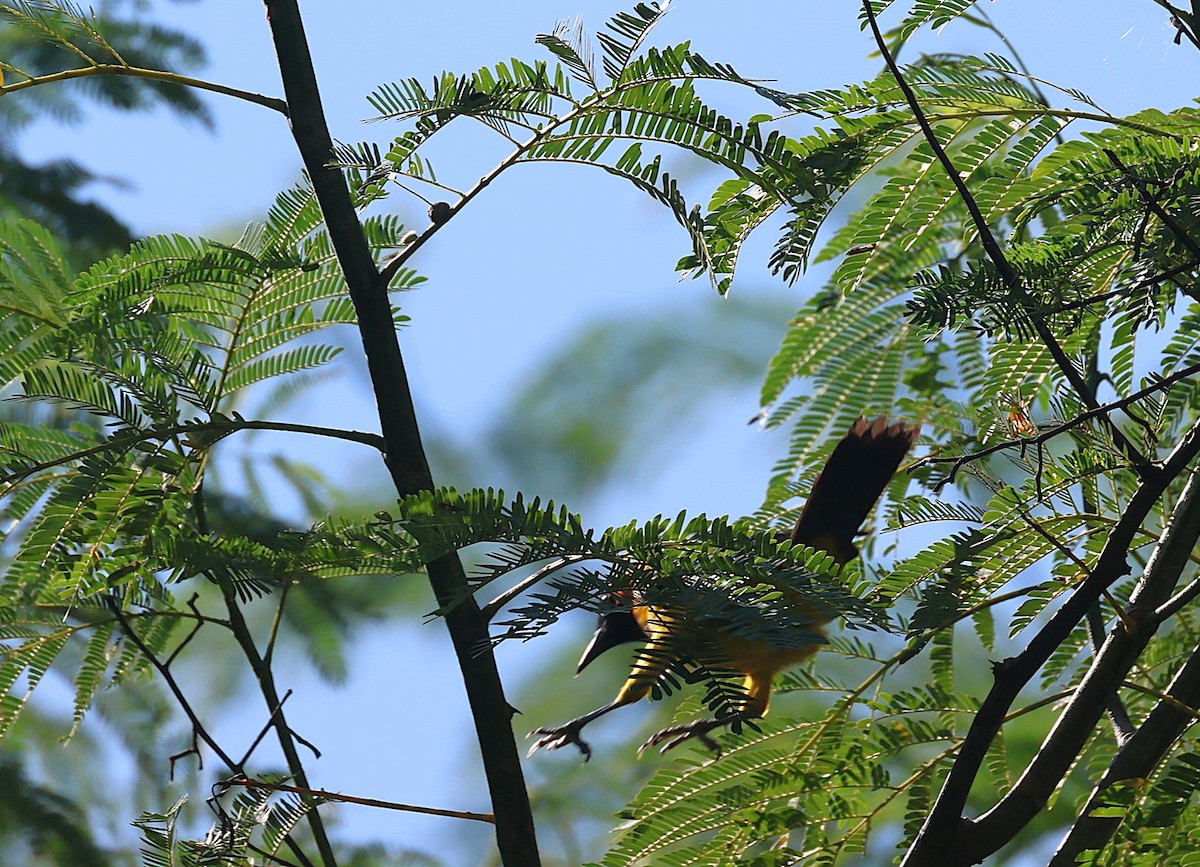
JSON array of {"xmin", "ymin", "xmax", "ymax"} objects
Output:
[{"xmin": 529, "ymin": 416, "xmax": 918, "ymax": 759}]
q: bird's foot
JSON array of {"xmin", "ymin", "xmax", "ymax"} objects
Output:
[
  {"xmin": 528, "ymin": 721, "xmax": 593, "ymax": 761},
  {"xmin": 639, "ymin": 717, "xmax": 728, "ymax": 757}
]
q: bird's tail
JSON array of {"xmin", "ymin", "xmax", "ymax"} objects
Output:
[{"xmin": 788, "ymin": 417, "xmax": 919, "ymax": 563}]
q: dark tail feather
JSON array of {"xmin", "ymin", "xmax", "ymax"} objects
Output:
[{"xmin": 789, "ymin": 416, "xmax": 919, "ymax": 563}]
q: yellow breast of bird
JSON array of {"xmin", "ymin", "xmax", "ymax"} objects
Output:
[{"xmin": 637, "ymin": 589, "xmax": 833, "ymax": 678}]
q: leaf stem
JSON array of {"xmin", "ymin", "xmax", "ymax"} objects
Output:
[
  {"xmin": 0, "ymin": 64, "xmax": 289, "ymax": 114},
  {"xmin": 480, "ymin": 554, "xmax": 591, "ymax": 621},
  {"xmin": 0, "ymin": 419, "xmax": 385, "ymax": 489},
  {"xmin": 923, "ymin": 107, "xmax": 1174, "ymax": 139}
]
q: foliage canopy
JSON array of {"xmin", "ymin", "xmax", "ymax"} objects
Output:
[{"xmin": 1, "ymin": 0, "xmax": 1200, "ymax": 864}]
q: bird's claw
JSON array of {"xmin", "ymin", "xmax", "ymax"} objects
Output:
[
  {"xmin": 528, "ymin": 724, "xmax": 593, "ymax": 761},
  {"xmin": 639, "ymin": 719, "xmax": 724, "ymax": 757}
]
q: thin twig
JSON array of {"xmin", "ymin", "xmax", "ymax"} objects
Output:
[
  {"xmin": 1155, "ymin": 572, "xmax": 1200, "ymax": 623},
  {"xmin": 164, "ymin": 595, "xmax": 207, "ymax": 666},
  {"xmin": 919, "ymin": 359, "xmax": 1200, "ymax": 489},
  {"xmin": 1042, "ymin": 260, "xmax": 1199, "ymax": 316},
  {"xmin": 222, "ymin": 778, "xmax": 496, "ymax": 824},
  {"xmin": 236, "ymin": 690, "xmax": 295, "ymax": 770},
  {"xmin": 246, "ymin": 841, "xmax": 303, "ymax": 867},
  {"xmin": 1104, "ymin": 148, "xmax": 1200, "ymax": 263},
  {"xmin": 1007, "ymin": 497, "xmax": 1092, "ymax": 577},
  {"xmin": 386, "ymin": 174, "xmax": 467, "ymax": 200},
  {"xmin": 107, "ymin": 598, "xmax": 318, "ymax": 866},
  {"xmin": 105, "ymin": 599, "xmax": 239, "ymax": 768},
  {"xmin": 215, "ymin": 571, "xmax": 335, "ymax": 865}
]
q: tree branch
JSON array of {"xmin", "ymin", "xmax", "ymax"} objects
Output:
[
  {"xmin": 105, "ymin": 600, "xmax": 237, "ymax": 768},
  {"xmin": 0, "ymin": 419, "xmax": 385, "ymax": 490},
  {"xmin": 900, "ymin": 416, "xmax": 1200, "ymax": 865},
  {"xmin": 961, "ymin": 466, "xmax": 1200, "ymax": 862},
  {"xmin": 190, "ymin": 480, "xmax": 337, "ymax": 867},
  {"xmin": 259, "ymin": 3, "xmax": 540, "ymax": 864},
  {"xmin": 917, "ymin": 361, "xmax": 1200, "ymax": 492},
  {"xmin": 1150, "ymin": 0, "xmax": 1200, "ymax": 50},
  {"xmin": 1053, "ymin": 538, "xmax": 1200, "ymax": 865},
  {"xmin": 860, "ymin": 0, "xmax": 1155, "ymax": 478},
  {"xmin": 1104, "ymin": 148, "xmax": 1200, "ymax": 264}
]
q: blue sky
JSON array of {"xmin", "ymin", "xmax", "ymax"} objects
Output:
[{"xmin": 15, "ymin": 0, "xmax": 1200, "ymax": 861}]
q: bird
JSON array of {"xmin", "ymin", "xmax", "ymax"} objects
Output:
[{"xmin": 528, "ymin": 416, "xmax": 919, "ymax": 759}]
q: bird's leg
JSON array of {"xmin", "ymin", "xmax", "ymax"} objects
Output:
[
  {"xmin": 532, "ymin": 647, "xmax": 665, "ymax": 760},
  {"xmin": 641, "ymin": 671, "xmax": 772, "ymax": 757},
  {"xmin": 528, "ymin": 701, "xmax": 626, "ymax": 761},
  {"xmin": 638, "ymin": 712, "xmax": 750, "ymax": 757}
]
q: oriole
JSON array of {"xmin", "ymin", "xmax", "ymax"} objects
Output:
[{"xmin": 529, "ymin": 416, "xmax": 918, "ymax": 758}]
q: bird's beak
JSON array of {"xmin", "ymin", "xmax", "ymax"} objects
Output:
[{"xmin": 577, "ymin": 609, "xmax": 648, "ymax": 673}]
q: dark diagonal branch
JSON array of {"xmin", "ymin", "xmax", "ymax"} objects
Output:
[
  {"xmin": 1085, "ymin": 604, "xmax": 1137, "ymax": 743},
  {"xmin": 199, "ymin": 503, "xmax": 336, "ymax": 867},
  {"xmin": 260, "ymin": 3, "xmax": 540, "ymax": 864},
  {"xmin": 861, "ymin": 0, "xmax": 1153, "ymax": 478},
  {"xmin": 1050, "ymin": 635, "xmax": 1200, "ymax": 864},
  {"xmin": 900, "ymin": 416, "xmax": 1200, "ymax": 865},
  {"xmin": 236, "ymin": 689, "xmax": 299, "ymax": 770},
  {"xmin": 105, "ymin": 600, "xmax": 237, "ymax": 769},
  {"xmin": 961, "ymin": 466, "xmax": 1200, "ymax": 862},
  {"xmin": 1104, "ymin": 148, "xmax": 1200, "ymax": 264},
  {"xmin": 1151, "ymin": 0, "xmax": 1200, "ymax": 50},
  {"xmin": 1005, "ymin": 489, "xmax": 1136, "ymax": 742}
]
